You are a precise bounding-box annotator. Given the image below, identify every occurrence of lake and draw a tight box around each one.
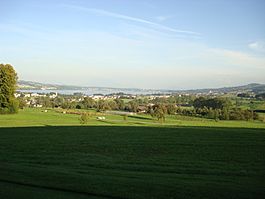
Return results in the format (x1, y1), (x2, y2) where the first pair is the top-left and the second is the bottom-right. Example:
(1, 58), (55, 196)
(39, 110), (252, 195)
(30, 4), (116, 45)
(17, 89), (170, 95)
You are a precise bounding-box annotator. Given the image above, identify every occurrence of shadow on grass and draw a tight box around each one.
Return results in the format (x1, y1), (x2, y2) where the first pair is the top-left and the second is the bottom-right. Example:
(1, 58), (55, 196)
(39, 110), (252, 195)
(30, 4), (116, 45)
(96, 120), (118, 125)
(0, 125), (264, 199)
(0, 124), (264, 132)
(128, 115), (152, 120)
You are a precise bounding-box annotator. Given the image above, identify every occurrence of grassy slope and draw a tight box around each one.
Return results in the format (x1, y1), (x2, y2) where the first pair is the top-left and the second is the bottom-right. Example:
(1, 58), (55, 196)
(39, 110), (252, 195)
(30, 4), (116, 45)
(0, 126), (265, 199)
(0, 108), (265, 128)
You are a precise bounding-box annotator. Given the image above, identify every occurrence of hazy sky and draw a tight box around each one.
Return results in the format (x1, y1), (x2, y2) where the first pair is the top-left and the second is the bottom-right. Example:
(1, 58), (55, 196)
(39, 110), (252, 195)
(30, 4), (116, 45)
(1, 0), (265, 89)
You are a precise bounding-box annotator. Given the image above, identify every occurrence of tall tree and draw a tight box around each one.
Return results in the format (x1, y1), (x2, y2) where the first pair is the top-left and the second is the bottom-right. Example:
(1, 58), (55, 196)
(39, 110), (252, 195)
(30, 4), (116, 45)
(153, 104), (167, 123)
(0, 64), (18, 114)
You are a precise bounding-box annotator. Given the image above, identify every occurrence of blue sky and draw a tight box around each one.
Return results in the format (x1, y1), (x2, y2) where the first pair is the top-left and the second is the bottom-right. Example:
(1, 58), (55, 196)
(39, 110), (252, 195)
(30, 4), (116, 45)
(0, 0), (265, 89)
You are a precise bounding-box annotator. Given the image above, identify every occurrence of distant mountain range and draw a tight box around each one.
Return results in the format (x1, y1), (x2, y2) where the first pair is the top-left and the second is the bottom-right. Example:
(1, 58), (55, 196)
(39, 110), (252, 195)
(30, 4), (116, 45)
(17, 80), (265, 95)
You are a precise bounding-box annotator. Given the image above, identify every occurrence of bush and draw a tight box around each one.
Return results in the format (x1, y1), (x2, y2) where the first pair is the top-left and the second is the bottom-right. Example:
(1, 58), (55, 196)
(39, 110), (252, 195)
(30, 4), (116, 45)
(0, 107), (10, 114)
(18, 97), (27, 109)
(76, 104), (84, 109)
(0, 99), (19, 114)
(9, 99), (19, 113)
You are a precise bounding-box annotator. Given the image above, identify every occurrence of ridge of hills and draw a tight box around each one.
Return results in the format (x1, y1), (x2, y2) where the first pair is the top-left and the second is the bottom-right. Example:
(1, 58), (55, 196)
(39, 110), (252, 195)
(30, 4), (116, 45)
(18, 80), (265, 94)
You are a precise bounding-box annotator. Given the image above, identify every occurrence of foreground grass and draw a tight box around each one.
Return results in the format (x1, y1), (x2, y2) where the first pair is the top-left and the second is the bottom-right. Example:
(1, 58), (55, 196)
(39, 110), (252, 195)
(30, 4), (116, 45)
(0, 126), (265, 198)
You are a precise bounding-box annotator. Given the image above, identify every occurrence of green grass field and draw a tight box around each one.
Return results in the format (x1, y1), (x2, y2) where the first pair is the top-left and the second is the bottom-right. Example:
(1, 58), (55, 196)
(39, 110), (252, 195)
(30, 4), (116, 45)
(0, 108), (265, 128)
(0, 108), (265, 198)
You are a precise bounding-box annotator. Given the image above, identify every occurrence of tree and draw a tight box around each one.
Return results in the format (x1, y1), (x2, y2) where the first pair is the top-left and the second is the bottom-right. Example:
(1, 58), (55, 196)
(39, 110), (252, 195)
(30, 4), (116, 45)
(61, 101), (71, 109)
(123, 115), (127, 121)
(127, 100), (139, 112)
(96, 100), (110, 112)
(114, 98), (125, 110)
(51, 97), (64, 108)
(153, 104), (167, 123)
(18, 97), (27, 109)
(221, 108), (230, 120)
(255, 93), (265, 100)
(0, 64), (18, 114)
(213, 109), (220, 121)
(207, 108), (215, 119)
(167, 104), (176, 115)
(79, 112), (90, 124)
(82, 97), (95, 109)
(194, 97), (231, 110)
(108, 100), (118, 110)
(41, 97), (52, 108)
(149, 107), (155, 118)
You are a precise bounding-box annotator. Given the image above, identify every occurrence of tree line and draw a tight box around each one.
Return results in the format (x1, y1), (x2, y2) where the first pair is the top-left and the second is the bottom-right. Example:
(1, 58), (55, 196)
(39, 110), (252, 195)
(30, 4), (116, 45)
(193, 97), (259, 121)
(19, 95), (260, 121)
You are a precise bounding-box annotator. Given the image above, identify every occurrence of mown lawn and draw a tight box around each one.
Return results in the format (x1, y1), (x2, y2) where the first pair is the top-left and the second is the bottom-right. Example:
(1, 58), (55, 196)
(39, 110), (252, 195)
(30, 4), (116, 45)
(0, 126), (264, 198)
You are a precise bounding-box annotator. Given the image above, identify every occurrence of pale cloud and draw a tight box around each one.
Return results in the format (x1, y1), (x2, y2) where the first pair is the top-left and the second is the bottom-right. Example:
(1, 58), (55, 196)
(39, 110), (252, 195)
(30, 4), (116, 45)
(62, 5), (200, 36)
(117, 23), (201, 41)
(248, 41), (265, 52)
(205, 48), (265, 69)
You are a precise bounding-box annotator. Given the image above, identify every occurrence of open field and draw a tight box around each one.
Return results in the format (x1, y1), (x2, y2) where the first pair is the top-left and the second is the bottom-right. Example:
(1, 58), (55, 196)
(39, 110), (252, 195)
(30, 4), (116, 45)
(0, 108), (265, 198)
(0, 125), (265, 198)
(0, 108), (265, 128)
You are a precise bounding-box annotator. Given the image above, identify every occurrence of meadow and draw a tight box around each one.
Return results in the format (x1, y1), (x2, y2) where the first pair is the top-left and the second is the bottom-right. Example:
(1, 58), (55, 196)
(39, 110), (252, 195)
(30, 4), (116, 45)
(0, 108), (265, 128)
(0, 108), (265, 198)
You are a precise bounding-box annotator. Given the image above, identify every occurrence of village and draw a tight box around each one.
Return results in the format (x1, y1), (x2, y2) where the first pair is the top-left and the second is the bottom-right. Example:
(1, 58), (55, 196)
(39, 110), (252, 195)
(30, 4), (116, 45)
(14, 91), (177, 108)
